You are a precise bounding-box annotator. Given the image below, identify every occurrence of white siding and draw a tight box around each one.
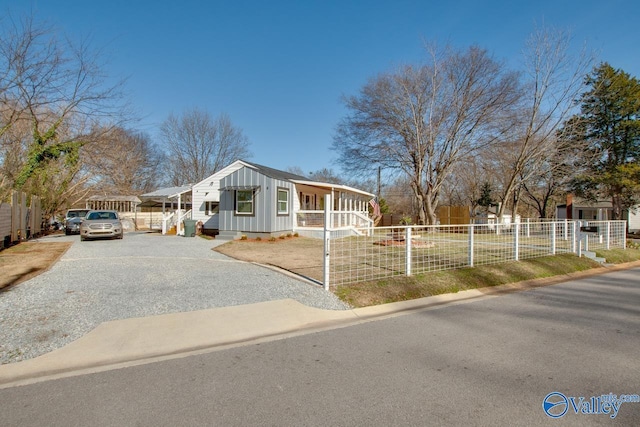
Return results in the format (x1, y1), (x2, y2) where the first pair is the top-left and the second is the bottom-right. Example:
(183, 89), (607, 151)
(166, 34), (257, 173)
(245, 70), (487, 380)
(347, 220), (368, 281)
(191, 161), (247, 230)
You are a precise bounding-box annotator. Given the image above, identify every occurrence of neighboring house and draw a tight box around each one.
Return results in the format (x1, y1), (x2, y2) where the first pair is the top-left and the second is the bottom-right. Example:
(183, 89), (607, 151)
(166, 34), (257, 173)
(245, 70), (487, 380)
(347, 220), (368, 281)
(86, 195), (141, 213)
(556, 196), (640, 232)
(472, 205), (520, 227)
(217, 161), (375, 239)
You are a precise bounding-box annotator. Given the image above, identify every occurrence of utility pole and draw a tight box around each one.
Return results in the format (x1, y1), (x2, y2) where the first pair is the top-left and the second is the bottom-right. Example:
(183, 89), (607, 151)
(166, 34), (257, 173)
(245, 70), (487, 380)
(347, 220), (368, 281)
(377, 166), (381, 201)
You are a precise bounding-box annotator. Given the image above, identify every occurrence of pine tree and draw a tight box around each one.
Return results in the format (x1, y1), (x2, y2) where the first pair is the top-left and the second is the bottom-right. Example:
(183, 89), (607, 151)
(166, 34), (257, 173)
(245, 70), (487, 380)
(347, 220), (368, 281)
(563, 63), (640, 219)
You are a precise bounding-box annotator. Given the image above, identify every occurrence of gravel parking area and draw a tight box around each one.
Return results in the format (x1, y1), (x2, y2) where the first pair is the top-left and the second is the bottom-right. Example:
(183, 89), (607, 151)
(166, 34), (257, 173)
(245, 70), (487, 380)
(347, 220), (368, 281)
(0, 232), (349, 364)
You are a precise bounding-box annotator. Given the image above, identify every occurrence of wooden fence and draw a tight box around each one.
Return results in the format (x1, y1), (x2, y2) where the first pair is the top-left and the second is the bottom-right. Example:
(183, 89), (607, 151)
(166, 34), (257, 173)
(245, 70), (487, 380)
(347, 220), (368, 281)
(0, 190), (42, 248)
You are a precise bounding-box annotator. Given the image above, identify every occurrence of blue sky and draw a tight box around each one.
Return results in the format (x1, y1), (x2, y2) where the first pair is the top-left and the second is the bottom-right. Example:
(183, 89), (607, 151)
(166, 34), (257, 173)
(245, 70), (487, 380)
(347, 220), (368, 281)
(4, 0), (639, 175)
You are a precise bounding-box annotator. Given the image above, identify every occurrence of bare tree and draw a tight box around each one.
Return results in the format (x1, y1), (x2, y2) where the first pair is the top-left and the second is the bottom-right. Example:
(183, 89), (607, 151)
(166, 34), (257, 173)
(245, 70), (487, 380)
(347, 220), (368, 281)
(491, 25), (592, 219)
(0, 12), (127, 204)
(333, 45), (520, 224)
(441, 156), (494, 217)
(160, 108), (251, 185)
(82, 127), (165, 194)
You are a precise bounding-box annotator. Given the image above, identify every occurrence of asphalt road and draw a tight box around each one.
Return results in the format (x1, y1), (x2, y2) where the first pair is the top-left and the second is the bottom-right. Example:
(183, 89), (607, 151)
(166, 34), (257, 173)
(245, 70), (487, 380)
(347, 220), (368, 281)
(1, 268), (639, 426)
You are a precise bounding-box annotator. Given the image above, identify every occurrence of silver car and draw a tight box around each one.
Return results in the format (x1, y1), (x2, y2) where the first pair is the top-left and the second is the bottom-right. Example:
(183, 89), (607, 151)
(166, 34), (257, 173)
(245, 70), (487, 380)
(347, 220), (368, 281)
(64, 209), (89, 235)
(80, 210), (124, 241)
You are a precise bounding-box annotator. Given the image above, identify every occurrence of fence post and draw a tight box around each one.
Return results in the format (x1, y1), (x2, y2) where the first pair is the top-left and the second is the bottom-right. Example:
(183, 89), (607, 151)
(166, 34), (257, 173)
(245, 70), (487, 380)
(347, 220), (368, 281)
(468, 224), (474, 267)
(584, 225), (589, 252)
(405, 226), (412, 276)
(550, 222), (556, 255)
(526, 218), (530, 238)
(514, 222), (520, 261)
(576, 229), (582, 258)
(323, 194), (331, 291)
(563, 219), (568, 241)
(606, 221), (610, 250)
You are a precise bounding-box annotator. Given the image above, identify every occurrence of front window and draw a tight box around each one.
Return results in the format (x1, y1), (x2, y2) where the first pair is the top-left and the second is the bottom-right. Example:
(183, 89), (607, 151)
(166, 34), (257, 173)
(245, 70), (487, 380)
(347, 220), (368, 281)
(205, 201), (219, 216)
(236, 190), (254, 215)
(277, 188), (289, 215)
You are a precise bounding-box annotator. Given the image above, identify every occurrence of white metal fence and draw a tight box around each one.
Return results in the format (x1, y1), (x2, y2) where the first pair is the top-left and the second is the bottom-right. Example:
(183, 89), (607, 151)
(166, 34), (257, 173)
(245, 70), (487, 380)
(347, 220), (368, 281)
(324, 219), (627, 288)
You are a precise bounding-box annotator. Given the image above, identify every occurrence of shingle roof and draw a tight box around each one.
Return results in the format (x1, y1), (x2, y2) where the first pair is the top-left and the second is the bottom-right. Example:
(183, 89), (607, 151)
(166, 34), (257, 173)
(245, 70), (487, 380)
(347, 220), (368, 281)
(241, 160), (309, 181)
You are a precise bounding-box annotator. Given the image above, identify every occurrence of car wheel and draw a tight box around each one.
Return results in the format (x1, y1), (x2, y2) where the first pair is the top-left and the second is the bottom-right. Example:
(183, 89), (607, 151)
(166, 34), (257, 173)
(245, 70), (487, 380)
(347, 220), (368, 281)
(65, 229), (70, 235)
(80, 235), (86, 241)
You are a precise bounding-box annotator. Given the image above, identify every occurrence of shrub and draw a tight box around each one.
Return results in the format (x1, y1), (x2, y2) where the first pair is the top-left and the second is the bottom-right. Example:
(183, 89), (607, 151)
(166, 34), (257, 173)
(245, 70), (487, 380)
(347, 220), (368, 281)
(240, 235), (247, 240)
(399, 215), (413, 225)
(269, 237), (277, 242)
(279, 234), (286, 239)
(255, 236), (262, 241)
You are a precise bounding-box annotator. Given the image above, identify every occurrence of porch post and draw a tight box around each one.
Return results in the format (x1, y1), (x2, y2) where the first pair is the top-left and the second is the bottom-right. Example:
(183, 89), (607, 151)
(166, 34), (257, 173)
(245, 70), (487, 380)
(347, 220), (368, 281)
(323, 194), (331, 291)
(177, 193), (182, 235)
(337, 192), (342, 227)
(162, 200), (167, 235)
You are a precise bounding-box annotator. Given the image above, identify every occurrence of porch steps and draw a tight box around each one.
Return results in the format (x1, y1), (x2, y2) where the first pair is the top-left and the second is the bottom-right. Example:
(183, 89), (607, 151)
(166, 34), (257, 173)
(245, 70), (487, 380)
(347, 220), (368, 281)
(583, 250), (606, 264)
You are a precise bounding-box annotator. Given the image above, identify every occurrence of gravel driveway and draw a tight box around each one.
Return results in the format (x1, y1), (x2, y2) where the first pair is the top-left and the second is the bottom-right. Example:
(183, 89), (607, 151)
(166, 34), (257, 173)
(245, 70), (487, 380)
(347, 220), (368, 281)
(0, 232), (348, 364)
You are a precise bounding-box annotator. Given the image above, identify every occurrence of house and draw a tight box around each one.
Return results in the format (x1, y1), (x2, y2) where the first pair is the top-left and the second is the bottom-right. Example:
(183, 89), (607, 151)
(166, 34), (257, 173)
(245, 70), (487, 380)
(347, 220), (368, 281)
(217, 161), (375, 239)
(472, 205), (520, 228)
(556, 195), (640, 232)
(85, 195), (141, 213)
(142, 160), (375, 238)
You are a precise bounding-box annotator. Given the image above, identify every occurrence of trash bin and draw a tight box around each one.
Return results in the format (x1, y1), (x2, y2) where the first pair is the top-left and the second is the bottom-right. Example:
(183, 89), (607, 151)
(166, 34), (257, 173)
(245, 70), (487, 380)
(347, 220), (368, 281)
(183, 219), (197, 237)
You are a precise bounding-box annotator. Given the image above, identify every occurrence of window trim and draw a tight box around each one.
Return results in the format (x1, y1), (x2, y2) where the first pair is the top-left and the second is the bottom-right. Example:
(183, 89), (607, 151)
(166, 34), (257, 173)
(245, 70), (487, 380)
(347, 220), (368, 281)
(235, 189), (255, 216)
(205, 201), (219, 216)
(277, 187), (289, 216)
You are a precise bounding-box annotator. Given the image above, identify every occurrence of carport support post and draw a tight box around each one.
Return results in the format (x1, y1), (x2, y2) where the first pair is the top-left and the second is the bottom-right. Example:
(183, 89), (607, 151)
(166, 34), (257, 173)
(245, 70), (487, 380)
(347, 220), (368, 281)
(323, 194), (331, 291)
(176, 193), (182, 236)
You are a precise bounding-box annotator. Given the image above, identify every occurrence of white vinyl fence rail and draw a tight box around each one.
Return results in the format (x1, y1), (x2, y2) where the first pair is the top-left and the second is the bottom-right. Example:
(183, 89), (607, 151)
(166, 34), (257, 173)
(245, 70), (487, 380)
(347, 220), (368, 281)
(322, 208), (627, 289)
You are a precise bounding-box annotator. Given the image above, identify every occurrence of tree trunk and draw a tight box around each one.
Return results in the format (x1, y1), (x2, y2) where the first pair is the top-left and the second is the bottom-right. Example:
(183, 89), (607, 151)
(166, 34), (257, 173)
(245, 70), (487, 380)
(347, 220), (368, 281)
(410, 182), (427, 225)
(611, 194), (623, 220)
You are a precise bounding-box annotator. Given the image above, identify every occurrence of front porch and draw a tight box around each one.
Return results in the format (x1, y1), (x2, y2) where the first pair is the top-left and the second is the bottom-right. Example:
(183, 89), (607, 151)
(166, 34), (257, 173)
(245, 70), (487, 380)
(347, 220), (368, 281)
(294, 210), (373, 238)
(293, 182), (374, 238)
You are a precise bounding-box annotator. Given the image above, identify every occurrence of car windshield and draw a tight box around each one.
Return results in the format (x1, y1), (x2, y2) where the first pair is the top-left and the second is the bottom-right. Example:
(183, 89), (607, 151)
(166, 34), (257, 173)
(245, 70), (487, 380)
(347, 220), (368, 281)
(87, 211), (117, 220)
(67, 210), (89, 218)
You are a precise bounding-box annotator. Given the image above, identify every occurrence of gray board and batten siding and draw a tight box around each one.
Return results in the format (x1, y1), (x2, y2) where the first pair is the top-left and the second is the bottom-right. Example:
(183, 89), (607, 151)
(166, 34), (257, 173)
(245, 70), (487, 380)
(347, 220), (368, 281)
(219, 165), (299, 236)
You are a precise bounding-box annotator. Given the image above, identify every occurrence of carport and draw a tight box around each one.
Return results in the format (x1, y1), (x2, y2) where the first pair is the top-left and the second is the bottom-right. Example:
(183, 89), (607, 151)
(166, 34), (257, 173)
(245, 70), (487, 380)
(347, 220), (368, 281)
(140, 185), (192, 235)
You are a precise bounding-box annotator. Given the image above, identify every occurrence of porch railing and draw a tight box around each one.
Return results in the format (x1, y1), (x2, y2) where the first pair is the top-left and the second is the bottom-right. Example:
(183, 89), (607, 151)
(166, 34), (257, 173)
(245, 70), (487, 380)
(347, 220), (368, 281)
(161, 209), (192, 235)
(296, 210), (373, 233)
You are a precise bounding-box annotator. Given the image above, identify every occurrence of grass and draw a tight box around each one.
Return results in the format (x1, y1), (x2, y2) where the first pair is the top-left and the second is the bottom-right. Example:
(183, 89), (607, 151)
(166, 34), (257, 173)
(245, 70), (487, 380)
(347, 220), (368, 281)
(0, 241), (72, 290)
(334, 250), (640, 307)
(596, 247), (640, 264)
